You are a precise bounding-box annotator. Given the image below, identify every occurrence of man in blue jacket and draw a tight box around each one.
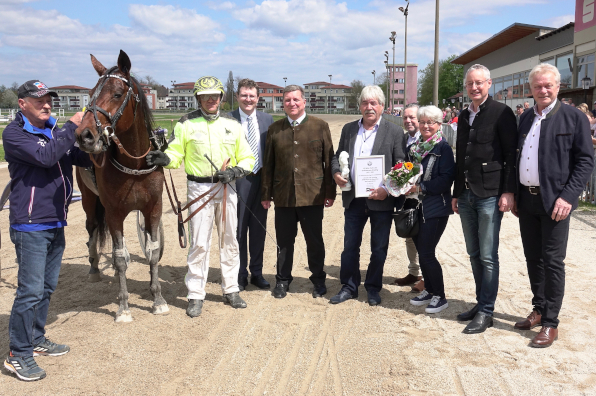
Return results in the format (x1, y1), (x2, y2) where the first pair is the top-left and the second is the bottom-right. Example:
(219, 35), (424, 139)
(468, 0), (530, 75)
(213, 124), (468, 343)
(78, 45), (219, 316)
(2, 80), (90, 381)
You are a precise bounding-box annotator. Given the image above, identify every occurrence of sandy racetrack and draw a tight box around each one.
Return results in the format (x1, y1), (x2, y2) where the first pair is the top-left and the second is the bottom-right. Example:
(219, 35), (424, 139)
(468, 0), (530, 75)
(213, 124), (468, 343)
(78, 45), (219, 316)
(1, 114), (596, 395)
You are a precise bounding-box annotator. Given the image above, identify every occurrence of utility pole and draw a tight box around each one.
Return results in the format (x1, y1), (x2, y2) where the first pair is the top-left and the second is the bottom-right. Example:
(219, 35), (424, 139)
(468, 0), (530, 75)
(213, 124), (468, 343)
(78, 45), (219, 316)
(389, 31), (397, 112)
(433, 0), (440, 106)
(372, 70), (376, 85)
(399, 1), (409, 106)
(384, 55), (389, 110)
(328, 75), (332, 114)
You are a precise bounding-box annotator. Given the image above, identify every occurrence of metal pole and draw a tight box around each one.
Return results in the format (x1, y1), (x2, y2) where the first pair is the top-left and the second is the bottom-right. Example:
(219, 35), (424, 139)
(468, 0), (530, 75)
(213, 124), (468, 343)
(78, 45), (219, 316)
(433, 0), (440, 106)
(404, 6), (408, 106)
(390, 32), (396, 112)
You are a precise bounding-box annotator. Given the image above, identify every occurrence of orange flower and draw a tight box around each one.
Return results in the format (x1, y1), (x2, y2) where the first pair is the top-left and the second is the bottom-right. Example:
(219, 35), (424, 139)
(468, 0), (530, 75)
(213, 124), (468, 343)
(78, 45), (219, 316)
(405, 162), (414, 170)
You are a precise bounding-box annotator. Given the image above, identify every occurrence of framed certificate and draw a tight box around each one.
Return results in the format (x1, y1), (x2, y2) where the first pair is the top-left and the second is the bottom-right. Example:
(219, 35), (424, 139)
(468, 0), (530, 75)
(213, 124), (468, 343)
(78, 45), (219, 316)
(354, 155), (385, 198)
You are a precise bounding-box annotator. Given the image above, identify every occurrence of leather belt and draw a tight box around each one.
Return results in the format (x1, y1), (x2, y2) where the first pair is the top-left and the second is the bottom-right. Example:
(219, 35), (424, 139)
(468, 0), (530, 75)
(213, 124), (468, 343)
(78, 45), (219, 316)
(523, 185), (541, 195)
(187, 174), (216, 183)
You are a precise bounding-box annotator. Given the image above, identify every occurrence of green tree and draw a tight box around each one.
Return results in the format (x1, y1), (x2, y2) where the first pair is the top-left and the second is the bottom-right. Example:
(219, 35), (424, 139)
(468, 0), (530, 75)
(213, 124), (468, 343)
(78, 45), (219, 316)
(224, 71), (235, 108)
(417, 54), (464, 106)
(348, 79), (365, 108)
(376, 72), (390, 105)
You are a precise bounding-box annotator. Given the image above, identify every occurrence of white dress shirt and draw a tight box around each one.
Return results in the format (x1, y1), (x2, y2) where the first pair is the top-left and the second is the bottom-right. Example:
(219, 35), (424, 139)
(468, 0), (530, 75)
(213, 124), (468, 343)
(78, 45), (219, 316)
(406, 131), (420, 147)
(239, 108), (261, 170)
(351, 117), (383, 188)
(468, 97), (488, 126)
(519, 99), (558, 186)
(287, 112), (306, 126)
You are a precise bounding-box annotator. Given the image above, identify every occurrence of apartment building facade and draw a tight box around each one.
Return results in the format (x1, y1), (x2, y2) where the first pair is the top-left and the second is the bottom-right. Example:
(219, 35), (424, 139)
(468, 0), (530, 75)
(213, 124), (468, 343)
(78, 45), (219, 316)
(303, 81), (353, 113)
(256, 82), (284, 112)
(386, 64), (418, 109)
(166, 82), (197, 111)
(50, 85), (90, 110)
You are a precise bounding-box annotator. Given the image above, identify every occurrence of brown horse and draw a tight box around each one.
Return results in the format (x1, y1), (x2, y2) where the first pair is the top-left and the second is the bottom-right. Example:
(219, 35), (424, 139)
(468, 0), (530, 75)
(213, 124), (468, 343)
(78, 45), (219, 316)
(75, 50), (168, 322)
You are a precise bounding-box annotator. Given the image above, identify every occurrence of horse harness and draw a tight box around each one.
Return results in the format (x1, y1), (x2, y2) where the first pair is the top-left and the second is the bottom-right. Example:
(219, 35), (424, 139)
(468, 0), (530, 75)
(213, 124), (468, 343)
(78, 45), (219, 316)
(164, 159), (231, 248)
(84, 67), (156, 172)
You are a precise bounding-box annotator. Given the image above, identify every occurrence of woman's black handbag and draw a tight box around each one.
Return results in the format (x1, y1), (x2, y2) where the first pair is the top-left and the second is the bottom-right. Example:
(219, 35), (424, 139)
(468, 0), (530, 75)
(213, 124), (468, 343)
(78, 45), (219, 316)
(393, 205), (419, 238)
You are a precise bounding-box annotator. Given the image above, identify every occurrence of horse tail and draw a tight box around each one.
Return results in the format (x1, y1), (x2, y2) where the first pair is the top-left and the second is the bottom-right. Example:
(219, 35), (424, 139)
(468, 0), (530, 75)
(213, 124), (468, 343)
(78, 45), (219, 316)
(95, 196), (109, 249)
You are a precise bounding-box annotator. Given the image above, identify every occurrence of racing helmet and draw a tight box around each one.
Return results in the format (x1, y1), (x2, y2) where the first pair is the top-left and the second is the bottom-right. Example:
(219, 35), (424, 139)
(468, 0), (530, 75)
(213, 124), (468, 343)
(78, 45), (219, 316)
(193, 76), (225, 97)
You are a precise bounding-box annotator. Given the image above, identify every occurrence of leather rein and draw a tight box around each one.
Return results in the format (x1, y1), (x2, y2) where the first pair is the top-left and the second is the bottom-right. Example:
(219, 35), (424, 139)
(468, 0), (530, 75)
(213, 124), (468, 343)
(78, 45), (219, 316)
(84, 67), (152, 169)
(163, 158), (231, 248)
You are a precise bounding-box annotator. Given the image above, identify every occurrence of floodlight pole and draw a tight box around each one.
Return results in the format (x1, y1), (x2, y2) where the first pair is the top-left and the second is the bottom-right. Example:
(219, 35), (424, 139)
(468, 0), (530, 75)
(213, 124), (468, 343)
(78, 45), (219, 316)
(433, 0), (440, 106)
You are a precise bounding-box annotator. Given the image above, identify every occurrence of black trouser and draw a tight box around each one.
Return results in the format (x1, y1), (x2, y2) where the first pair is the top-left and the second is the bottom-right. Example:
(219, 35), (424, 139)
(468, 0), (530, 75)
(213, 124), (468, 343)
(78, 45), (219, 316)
(412, 215), (449, 299)
(236, 172), (268, 279)
(518, 188), (570, 328)
(274, 205), (326, 285)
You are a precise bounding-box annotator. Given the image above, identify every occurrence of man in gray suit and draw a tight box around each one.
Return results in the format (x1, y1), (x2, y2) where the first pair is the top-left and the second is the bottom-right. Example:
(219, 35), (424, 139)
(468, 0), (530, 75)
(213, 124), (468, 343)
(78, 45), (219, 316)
(330, 85), (405, 305)
(230, 79), (274, 291)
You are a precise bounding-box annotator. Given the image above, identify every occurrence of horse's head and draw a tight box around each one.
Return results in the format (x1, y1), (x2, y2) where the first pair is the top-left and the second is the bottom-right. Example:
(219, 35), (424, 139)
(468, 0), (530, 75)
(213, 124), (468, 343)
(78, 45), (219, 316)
(76, 50), (139, 154)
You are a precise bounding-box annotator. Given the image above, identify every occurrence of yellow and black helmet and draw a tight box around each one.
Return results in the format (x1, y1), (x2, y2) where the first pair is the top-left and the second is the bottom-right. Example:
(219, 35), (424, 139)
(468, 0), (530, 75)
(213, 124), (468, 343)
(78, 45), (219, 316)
(193, 76), (224, 97)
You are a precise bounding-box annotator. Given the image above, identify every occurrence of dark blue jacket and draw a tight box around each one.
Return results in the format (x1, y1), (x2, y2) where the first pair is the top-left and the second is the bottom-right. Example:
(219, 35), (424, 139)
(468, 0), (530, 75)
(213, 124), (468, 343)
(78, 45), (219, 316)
(3, 112), (91, 225)
(516, 100), (594, 213)
(408, 140), (455, 220)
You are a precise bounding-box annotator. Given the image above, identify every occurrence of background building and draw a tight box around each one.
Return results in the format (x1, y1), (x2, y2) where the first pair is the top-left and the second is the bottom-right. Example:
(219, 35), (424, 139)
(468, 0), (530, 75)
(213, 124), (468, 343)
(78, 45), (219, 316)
(50, 85), (90, 110)
(453, 1), (595, 109)
(386, 64), (418, 109)
(304, 82), (353, 113)
(256, 82), (284, 112)
(167, 82), (197, 111)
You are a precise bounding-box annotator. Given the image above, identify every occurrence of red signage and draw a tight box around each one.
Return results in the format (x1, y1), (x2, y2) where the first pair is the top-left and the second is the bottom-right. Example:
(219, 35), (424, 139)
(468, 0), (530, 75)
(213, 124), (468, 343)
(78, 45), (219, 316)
(576, 0), (596, 32)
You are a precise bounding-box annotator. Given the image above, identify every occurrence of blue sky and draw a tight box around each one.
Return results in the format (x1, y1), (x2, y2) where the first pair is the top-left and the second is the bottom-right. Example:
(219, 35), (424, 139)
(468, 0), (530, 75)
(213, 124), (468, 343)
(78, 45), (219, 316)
(0, 0), (576, 90)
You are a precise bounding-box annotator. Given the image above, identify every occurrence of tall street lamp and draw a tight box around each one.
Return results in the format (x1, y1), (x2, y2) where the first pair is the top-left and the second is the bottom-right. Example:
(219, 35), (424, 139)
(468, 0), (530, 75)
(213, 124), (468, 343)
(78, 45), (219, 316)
(399, 1), (409, 106)
(171, 80), (176, 111)
(283, 77), (287, 87)
(328, 74), (332, 114)
(582, 76), (592, 105)
(503, 88), (509, 108)
(389, 31), (397, 111)
(433, 0), (440, 106)
(384, 51), (389, 110)
(372, 70), (376, 85)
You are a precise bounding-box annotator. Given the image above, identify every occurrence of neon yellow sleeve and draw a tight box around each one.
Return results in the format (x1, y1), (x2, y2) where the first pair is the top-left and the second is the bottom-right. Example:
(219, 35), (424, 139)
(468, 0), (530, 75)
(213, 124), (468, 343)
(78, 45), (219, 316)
(164, 121), (186, 169)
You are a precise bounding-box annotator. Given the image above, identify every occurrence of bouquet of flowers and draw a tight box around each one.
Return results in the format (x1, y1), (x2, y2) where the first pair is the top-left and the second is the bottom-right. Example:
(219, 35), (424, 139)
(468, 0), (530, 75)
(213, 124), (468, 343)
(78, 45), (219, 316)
(384, 161), (423, 197)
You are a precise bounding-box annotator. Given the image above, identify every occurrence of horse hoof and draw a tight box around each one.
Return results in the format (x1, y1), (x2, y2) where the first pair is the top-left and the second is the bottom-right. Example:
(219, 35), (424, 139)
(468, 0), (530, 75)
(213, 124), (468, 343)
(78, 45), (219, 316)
(152, 304), (170, 315)
(115, 311), (133, 323)
(87, 273), (101, 283)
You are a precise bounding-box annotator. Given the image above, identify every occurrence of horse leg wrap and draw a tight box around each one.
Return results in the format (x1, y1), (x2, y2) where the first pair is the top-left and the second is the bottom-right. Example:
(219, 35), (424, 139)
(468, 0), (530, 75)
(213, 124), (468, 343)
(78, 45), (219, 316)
(113, 239), (130, 269)
(145, 239), (160, 262)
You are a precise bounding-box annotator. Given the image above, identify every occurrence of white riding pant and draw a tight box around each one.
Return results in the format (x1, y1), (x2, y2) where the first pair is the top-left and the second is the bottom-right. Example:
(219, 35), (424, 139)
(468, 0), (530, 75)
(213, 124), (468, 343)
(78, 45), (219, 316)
(185, 180), (240, 300)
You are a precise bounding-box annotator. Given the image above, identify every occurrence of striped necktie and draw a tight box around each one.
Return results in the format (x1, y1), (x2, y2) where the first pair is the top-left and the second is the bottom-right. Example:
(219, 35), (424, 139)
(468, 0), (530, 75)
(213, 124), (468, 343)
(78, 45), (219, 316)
(247, 116), (260, 173)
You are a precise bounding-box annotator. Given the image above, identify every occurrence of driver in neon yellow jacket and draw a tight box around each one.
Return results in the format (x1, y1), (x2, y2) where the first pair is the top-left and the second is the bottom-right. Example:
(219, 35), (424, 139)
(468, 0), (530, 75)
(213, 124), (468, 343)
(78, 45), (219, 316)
(147, 76), (254, 318)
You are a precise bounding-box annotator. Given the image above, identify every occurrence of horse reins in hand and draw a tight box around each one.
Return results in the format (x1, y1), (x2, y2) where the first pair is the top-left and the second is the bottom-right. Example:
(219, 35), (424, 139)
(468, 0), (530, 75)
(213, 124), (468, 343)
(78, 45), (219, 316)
(163, 158), (231, 248)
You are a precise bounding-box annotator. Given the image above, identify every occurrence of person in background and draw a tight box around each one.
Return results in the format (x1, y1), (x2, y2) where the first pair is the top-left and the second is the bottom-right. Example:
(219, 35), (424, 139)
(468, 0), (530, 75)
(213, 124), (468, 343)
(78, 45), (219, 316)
(3, 80), (90, 381)
(408, 105), (456, 313)
(515, 104), (524, 126)
(393, 103), (422, 291)
(524, 101), (531, 109)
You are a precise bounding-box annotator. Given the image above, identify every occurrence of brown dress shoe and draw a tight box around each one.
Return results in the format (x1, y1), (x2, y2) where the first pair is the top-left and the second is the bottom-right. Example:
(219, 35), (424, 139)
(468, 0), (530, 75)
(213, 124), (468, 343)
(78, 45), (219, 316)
(514, 310), (542, 330)
(411, 279), (425, 293)
(393, 274), (421, 286)
(531, 327), (558, 348)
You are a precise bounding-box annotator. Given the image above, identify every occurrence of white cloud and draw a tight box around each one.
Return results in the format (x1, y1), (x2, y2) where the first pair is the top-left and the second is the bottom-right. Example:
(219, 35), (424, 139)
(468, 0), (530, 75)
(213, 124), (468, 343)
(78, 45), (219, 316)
(205, 1), (235, 11)
(540, 14), (575, 28)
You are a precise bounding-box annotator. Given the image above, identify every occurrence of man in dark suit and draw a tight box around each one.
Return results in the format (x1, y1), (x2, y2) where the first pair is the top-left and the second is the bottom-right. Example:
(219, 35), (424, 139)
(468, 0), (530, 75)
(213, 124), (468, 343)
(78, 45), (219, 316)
(261, 85), (336, 299)
(393, 103), (422, 291)
(230, 79), (274, 291)
(513, 63), (594, 347)
(452, 64), (518, 334)
(329, 85), (405, 305)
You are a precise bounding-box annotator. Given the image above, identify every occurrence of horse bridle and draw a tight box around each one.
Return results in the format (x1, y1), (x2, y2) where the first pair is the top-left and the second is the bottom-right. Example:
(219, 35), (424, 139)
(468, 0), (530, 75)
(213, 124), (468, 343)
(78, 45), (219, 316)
(84, 67), (150, 161)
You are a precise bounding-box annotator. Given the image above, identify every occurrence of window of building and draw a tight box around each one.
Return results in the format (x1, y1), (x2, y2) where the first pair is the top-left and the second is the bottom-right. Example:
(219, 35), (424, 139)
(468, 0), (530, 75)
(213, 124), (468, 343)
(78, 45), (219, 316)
(335, 90), (338, 93)
(576, 53), (595, 88)
(492, 77), (503, 100)
(304, 85), (309, 89)
(543, 58), (555, 66)
(324, 89), (327, 93)
(342, 89), (345, 93)
(503, 74), (512, 99)
(399, 90), (404, 94)
(395, 78), (404, 83)
(556, 53), (573, 89)
(268, 89), (273, 93)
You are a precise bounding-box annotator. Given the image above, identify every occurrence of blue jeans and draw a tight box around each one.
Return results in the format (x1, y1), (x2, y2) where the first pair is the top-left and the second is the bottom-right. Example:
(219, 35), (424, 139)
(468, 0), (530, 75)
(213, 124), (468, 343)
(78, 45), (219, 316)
(339, 198), (393, 295)
(457, 190), (503, 315)
(9, 227), (65, 357)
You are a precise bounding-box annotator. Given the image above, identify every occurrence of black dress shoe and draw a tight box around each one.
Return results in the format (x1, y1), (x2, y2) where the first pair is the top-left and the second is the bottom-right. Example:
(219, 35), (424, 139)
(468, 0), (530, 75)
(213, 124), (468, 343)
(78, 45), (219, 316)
(367, 290), (381, 306)
(462, 312), (493, 334)
(272, 283), (289, 299)
(250, 275), (271, 289)
(330, 289), (357, 304)
(312, 283), (327, 298)
(238, 277), (248, 292)
(457, 304), (479, 321)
